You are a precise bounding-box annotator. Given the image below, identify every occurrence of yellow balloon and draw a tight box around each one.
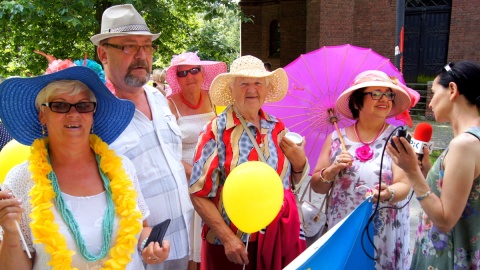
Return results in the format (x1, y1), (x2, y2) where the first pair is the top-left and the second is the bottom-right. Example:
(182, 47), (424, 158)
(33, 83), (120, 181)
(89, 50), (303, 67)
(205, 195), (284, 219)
(215, 105), (226, 115)
(223, 161), (284, 233)
(0, 140), (30, 183)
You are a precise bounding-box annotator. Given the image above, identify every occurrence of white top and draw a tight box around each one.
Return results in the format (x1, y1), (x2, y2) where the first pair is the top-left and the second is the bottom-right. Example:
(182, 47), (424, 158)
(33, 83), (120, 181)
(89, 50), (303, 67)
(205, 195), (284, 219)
(110, 85), (193, 261)
(169, 98), (216, 165)
(1, 156), (149, 270)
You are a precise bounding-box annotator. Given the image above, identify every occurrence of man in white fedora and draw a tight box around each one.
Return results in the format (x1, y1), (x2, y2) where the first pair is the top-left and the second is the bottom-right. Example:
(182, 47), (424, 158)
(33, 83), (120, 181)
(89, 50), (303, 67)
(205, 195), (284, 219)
(91, 4), (193, 270)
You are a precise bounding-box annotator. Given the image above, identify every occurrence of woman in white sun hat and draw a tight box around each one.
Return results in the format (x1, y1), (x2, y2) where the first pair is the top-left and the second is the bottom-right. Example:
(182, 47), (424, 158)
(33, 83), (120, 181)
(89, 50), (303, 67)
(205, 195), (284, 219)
(189, 55), (308, 270)
(311, 70), (415, 269)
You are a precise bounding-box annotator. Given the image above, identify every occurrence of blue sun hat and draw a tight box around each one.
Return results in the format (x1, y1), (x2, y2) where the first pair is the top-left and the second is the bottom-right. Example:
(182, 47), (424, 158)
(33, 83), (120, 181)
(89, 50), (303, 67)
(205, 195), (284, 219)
(0, 66), (135, 145)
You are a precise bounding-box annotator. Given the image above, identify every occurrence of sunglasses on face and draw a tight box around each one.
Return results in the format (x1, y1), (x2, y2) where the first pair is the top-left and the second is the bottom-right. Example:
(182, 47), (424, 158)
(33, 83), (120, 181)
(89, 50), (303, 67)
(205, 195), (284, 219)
(176, 67), (201, 78)
(363, 90), (396, 101)
(42, 102), (97, 113)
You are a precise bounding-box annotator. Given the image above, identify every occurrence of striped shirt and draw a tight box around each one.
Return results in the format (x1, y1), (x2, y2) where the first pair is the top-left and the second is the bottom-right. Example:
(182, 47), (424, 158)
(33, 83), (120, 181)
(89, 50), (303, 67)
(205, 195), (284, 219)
(189, 105), (292, 244)
(110, 85), (193, 261)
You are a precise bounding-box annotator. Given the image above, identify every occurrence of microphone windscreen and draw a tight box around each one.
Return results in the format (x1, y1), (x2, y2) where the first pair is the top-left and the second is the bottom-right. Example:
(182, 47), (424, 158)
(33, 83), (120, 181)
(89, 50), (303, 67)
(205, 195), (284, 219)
(413, 122), (433, 142)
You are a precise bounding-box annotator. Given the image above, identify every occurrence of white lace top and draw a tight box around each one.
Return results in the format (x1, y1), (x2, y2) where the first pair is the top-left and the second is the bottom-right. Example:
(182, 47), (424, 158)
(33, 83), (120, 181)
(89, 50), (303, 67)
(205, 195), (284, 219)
(1, 155), (149, 270)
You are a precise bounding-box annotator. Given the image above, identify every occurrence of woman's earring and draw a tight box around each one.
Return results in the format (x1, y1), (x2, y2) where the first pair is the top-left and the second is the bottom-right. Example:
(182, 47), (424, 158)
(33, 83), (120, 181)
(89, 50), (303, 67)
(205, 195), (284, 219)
(90, 124), (94, 134)
(42, 125), (47, 136)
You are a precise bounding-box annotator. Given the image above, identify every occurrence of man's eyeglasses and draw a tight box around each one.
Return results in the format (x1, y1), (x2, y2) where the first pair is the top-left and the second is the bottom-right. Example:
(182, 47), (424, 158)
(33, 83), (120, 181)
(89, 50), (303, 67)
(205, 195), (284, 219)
(363, 90), (396, 101)
(177, 67), (201, 78)
(42, 102), (97, 113)
(102, 43), (158, 55)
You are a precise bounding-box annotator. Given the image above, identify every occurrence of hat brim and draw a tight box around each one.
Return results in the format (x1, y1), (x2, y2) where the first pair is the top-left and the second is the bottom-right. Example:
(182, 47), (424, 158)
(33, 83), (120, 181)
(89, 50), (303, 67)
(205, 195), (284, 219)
(90, 31), (160, 46)
(0, 66), (135, 145)
(209, 68), (289, 106)
(335, 81), (411, 120)
(166, 61), (227, 95)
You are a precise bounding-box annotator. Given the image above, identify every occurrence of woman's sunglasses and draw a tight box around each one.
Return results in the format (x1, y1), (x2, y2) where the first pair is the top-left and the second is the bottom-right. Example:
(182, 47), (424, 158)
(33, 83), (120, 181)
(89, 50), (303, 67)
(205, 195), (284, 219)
(42, 102), (97, 113)
(176, 67), (201, 78)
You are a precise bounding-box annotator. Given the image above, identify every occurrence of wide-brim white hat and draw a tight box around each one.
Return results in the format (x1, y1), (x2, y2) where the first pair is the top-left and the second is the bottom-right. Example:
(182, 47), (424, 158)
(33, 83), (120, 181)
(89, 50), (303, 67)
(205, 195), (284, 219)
(335, 70), (411, 119)
(166, 52), (227, 95)
(210, 55), (288, 106)
(90, 4), (160, 46)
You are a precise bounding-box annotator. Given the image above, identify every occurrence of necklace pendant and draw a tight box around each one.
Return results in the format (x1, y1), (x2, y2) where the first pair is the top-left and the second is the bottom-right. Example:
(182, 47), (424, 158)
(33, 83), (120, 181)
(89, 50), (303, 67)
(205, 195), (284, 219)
(356, 144), (373, 162)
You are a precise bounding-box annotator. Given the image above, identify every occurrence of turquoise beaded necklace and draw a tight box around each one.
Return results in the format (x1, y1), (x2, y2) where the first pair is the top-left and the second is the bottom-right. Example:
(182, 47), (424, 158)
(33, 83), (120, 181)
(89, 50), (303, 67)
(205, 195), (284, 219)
(48, 154), (114, 262)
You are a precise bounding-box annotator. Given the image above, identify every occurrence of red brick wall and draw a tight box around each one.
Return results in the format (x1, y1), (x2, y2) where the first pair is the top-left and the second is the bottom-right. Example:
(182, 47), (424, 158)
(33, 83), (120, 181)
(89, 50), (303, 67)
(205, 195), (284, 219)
(240, 5), (264, 58)
(240, 0), (306, 70)
(240, 0), (480, 71)
(280, 1), (307, 67)
(306, 0), (320, 52)
(352, 0), (397, 60)
(448, 0), (480, 62)
(318, 1), (355, 47)
(314, 0), (397, 61)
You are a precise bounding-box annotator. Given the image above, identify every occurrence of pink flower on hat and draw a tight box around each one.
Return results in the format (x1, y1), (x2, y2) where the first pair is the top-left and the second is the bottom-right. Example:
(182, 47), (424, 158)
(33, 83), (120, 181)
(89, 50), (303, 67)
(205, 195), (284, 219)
(45, 59), (75, 74)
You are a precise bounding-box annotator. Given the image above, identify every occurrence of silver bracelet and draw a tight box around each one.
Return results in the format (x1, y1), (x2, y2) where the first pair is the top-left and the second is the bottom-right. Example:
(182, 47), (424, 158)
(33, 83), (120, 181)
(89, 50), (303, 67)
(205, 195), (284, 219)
(416, 190), (432, 201)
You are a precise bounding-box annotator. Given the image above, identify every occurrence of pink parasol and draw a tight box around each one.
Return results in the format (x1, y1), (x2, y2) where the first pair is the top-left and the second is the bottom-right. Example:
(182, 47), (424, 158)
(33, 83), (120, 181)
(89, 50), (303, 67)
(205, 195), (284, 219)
(263, 44), (418, 174)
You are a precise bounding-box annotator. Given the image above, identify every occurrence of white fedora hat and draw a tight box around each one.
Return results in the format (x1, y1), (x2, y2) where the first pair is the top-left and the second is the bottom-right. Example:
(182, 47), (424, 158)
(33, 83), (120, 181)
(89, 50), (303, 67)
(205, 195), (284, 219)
(90, 4), (160, 46)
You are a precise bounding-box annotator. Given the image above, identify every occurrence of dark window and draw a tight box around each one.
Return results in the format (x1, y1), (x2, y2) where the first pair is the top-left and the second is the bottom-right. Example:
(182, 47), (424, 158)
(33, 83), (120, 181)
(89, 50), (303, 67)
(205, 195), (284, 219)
(406, 0), (451, 8)
(269, 20), (280, 57)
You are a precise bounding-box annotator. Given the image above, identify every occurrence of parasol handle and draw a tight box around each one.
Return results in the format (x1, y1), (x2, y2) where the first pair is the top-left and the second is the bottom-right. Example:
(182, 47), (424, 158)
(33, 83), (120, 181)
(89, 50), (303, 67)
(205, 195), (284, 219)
(328, 108), (347, 151)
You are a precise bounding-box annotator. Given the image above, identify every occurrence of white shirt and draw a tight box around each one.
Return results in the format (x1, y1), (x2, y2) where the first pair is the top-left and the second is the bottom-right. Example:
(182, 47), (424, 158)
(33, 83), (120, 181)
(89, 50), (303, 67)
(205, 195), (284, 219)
(110, 85), (193, 261)
(2, 156), (149, 270)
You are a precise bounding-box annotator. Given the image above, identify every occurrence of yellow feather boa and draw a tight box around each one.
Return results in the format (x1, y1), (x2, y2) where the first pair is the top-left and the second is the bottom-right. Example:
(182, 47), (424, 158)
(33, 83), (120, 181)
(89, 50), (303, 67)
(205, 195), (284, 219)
(28, 134), (143, 269)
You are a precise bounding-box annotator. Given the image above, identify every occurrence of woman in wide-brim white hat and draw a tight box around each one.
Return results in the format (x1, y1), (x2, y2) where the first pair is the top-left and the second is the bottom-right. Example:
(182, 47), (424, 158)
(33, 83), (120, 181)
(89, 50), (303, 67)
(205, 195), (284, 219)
(310, 70), (415, 269)
(189, 55), (308, 270)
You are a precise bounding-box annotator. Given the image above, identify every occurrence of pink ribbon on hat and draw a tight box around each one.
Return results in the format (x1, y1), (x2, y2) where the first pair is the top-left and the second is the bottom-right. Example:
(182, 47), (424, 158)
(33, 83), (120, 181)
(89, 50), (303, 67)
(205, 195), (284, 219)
(170, 51), (201, 66)
(391, 78), (420, 127)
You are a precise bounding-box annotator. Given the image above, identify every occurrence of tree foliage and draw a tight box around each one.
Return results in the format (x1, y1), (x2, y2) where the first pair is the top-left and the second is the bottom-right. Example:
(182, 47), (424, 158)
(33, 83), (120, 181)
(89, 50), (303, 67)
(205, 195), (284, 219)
(0, 0), (240, 76)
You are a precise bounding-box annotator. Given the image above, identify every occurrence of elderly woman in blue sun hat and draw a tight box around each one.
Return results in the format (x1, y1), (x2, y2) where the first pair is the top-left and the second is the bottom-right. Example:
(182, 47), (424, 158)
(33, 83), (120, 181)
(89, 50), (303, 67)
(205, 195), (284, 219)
(0, 66), (169, 269)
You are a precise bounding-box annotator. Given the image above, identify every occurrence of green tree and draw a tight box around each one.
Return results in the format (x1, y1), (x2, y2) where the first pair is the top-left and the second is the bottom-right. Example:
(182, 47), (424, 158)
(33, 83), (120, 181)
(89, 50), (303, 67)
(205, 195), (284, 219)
(186, 6), (240, 67)
(0, 0), (240, 76)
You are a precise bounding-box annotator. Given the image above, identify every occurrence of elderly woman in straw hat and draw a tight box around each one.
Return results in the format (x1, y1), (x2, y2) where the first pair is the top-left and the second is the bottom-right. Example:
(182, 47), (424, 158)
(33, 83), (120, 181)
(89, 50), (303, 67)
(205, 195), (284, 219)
(310, 70), (414, 269)
(189, 55), (308, 270)
(166, 51), (226, 270)
(0, 66), (169, 269)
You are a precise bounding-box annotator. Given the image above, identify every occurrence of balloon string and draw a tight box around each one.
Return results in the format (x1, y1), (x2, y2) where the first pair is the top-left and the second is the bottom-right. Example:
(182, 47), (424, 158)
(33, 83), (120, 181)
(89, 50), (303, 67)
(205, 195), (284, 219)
(243, 233), (250, 270)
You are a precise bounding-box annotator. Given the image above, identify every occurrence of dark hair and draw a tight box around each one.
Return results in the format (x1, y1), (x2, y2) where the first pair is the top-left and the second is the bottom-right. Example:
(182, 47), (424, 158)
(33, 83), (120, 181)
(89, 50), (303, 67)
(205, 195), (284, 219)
(437, 61), (480, 107)
(347, 86), (397, 119)
(264, 62), (272, 71)
(348, 87), (367, 119)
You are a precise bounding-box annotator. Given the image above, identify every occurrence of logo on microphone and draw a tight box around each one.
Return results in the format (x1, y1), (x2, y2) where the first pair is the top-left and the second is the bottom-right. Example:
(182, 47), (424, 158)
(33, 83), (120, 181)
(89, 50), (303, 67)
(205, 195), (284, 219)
(410, 139), (434, 154)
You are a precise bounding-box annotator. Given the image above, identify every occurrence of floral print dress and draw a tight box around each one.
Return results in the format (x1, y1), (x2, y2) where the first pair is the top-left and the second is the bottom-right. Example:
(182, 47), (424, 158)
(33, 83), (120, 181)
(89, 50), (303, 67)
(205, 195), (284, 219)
(411, 127), (480, 270)
(328, 125), (411, 270)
